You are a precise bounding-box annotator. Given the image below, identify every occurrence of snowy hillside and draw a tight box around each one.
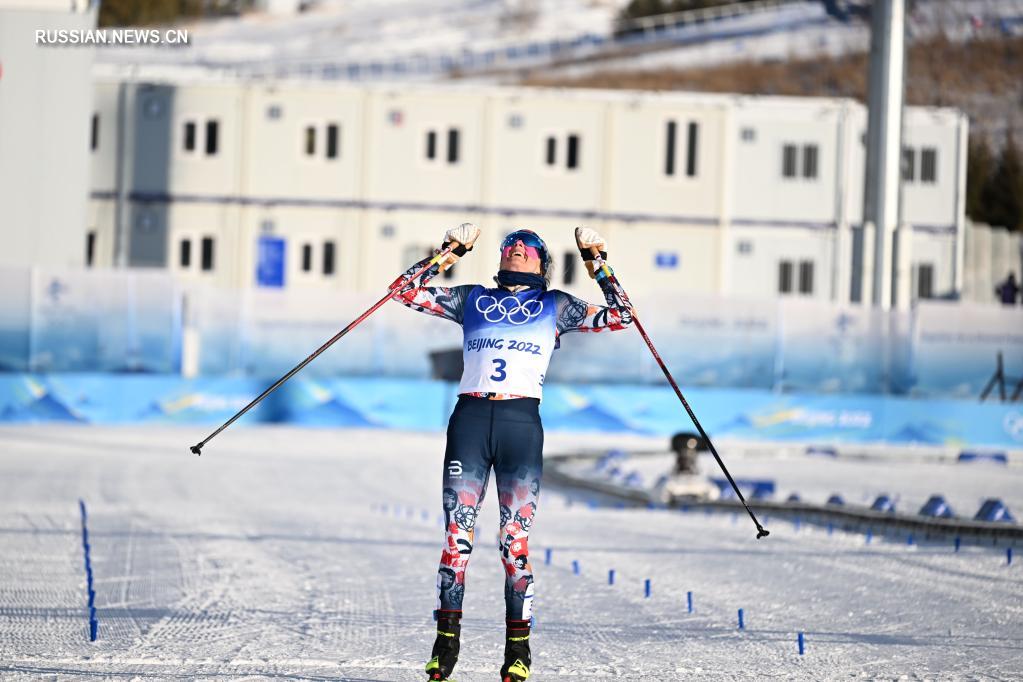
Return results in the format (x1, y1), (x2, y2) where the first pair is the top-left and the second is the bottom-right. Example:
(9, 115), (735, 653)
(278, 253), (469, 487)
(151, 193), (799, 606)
(94, 0), (1023, 81)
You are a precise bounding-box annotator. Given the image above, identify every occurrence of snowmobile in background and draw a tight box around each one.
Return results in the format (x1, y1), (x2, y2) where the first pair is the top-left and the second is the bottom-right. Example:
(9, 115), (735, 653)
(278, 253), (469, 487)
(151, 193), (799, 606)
(654, 431), (720, 503)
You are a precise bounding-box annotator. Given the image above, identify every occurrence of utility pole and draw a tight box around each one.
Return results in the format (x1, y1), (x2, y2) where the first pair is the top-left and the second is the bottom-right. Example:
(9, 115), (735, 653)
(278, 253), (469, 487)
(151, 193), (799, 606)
(860, 0), (909, 309)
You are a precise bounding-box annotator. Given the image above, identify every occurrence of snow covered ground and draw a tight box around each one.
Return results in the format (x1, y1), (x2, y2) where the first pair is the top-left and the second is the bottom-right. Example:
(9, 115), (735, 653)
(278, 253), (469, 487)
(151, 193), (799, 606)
(1, 424), (1020, 680)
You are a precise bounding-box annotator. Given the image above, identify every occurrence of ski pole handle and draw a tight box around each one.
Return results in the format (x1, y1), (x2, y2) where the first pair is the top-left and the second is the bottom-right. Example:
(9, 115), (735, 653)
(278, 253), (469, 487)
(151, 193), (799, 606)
(588, 246), (635, 313)
(436, 240), (462, 274)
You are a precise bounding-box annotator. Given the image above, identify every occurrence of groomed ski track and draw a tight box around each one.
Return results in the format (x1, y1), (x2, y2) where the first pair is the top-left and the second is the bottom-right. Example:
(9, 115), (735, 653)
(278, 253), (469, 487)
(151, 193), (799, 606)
(1, 425), (1020, 680)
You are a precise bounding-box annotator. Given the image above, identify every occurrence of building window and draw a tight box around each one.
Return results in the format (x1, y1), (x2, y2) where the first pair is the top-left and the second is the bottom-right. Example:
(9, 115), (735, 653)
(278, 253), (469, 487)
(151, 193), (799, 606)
(664, 120), (677, 176)
(921, 147), (937, 183)
(86, 231), (96, 266)
(778, 260), (793, 294)
(737, 240), (753, 255)
(201, 237), (215, 271)
(686, 122), (699, 177)
(782, 144), (797, 178)
(90, 113), (99, 151)
(323, 241), (336, 275)
(183, 121), (196, 152)
(447, 128), (460, 164)
(741, 127), (756, 142)
(425, 130), (437, 160)
(566, 134), (580, 170)
(917, 263), (934, 299)
(798, 260), (814, 294)
(326, 123), (339, 159)
(545, 136), (557, 166)
(304, 126), (316, 156)
(301, 243), (313, 272)
(902, 147), (916, 182)
(179, 238), (191, 268)
(562, 251), (576, 285)
(802, 144), (818, 179)
(205, 120), (219, 156)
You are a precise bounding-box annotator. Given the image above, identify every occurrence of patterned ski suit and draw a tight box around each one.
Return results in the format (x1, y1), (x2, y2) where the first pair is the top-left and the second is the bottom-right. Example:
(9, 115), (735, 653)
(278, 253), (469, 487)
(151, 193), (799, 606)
(392, 256), (632, 619)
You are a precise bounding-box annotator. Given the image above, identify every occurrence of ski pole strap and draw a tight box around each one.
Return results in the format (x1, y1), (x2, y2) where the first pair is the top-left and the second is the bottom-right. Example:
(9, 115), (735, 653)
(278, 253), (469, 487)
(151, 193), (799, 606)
(443, 240), (472, 257)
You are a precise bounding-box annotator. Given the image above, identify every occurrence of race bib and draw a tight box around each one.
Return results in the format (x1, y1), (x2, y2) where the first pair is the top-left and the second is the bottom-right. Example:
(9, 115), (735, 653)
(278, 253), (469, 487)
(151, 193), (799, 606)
(458, 287), (558, 400)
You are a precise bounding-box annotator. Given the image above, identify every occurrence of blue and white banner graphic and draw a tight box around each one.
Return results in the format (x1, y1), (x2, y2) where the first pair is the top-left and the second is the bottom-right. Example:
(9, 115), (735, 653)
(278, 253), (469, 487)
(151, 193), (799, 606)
(1, 374), (1020, 449)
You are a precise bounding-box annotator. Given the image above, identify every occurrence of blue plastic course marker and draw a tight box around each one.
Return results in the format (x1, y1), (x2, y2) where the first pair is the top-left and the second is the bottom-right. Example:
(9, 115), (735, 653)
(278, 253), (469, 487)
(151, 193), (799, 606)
(572, 560), (580, 575)
(608, 569), (615, 585)
(545, 548), (552, 565)
(79, 499), (97, 642)
(1009, 548), (1014, 566)
(798, 632), (805, 655)
(644, 579), (651, 598)
(954, 537), (961, 552)
(738, 608), (745, 630)
(687, 591), (693, 613)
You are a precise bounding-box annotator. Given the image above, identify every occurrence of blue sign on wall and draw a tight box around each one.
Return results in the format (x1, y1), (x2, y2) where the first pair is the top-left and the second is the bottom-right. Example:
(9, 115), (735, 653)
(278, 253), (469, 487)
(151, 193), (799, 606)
(256, 237), (286, 288)
(654, 252), (678, 268)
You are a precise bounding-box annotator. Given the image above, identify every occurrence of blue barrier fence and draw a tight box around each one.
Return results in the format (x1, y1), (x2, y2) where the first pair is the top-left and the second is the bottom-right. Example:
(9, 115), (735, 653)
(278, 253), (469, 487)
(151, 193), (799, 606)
(5, 268), (1023, 399)
(2, 373), (1021, 448)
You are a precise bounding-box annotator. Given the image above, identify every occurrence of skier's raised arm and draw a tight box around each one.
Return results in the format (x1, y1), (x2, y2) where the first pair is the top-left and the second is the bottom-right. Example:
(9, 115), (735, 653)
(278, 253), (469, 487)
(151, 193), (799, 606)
(554, 227), (634, 335)
(390, 223), (480, 324)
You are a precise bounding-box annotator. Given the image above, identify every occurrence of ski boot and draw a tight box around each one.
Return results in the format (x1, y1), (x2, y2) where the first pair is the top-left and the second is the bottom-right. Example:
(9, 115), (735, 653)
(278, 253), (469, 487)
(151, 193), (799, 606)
(500, 618), (531, 682)
(426, 610), (462, 681)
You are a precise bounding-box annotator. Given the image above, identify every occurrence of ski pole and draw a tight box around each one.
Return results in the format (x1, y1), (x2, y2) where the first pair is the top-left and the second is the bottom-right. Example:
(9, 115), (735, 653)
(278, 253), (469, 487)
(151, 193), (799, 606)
(189, 243), (459, 456)
(589, 247), (769, 539)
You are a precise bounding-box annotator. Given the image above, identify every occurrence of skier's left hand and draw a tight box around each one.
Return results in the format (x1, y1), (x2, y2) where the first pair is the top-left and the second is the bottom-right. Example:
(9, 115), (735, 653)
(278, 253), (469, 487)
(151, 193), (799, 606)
(575, 226), (608, 279)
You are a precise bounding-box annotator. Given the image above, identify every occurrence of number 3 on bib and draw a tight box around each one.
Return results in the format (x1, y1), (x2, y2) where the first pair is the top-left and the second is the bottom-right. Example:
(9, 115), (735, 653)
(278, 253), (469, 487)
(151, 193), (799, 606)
(490, 358), (507, 382)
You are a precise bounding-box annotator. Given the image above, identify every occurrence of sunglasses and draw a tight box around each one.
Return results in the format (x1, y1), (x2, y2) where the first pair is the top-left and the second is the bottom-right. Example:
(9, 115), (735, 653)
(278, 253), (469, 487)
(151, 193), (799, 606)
(500, 231), (547, 261)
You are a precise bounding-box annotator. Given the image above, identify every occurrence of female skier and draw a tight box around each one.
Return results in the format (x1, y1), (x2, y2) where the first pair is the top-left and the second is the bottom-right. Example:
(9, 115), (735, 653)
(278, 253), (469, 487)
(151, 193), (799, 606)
(391, 224), (633, 682)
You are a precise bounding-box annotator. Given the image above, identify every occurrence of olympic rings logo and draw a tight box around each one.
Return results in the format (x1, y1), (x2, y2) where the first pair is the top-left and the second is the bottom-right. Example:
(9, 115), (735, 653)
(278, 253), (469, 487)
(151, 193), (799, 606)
(475, 295), (544, 325)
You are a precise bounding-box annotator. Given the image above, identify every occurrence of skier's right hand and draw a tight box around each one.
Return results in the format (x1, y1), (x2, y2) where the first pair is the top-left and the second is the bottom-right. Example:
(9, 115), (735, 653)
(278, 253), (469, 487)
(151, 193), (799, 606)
(440, 222), (480, 272)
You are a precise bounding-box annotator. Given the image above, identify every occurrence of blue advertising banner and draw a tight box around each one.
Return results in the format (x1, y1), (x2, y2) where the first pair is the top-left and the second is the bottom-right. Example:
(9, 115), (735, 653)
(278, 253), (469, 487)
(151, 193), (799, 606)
(1, 374), (1020, 450)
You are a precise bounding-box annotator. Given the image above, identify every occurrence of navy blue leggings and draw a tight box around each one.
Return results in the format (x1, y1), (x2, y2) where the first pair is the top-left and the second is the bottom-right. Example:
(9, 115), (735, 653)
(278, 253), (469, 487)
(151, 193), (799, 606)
(436, 395), (543, 620)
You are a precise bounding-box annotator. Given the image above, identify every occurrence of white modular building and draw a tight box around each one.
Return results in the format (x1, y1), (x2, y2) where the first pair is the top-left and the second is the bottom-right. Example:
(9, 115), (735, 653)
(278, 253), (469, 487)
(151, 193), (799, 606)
(0, 0), (97, 269)
(86, 77), (979, 305)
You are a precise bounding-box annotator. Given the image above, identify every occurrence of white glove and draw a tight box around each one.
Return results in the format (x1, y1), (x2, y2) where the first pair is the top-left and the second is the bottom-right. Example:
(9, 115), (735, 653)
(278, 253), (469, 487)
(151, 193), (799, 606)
(440, 222), (480, 272)
(575, 226), (607, 279)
